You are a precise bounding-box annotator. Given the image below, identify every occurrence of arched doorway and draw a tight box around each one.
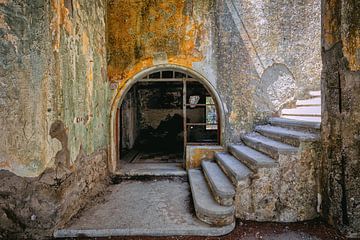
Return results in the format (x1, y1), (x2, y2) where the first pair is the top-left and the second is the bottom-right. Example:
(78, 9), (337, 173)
(109, 65), (225, 172)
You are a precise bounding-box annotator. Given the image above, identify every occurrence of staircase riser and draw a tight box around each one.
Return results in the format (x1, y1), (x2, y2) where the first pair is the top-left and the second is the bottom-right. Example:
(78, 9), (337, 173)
(255, 131), (301, 147)
(228, 147), (276, 171)
(228, 146), (256, 171)
(242, 139), (280, 160)
(189, 169), (235, 227)
(269, 122), (320, 133)
(216, 158), (240, 186)
(195, 210), (235, 227)
(235, 168), (280, 221)
(282, 113), (321, 117)
(203, 170), (234, 206)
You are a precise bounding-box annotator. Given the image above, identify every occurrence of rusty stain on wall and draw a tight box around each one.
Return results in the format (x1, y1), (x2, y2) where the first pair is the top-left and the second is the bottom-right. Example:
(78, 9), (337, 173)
(186, 145), (224, 169)
(323, 0), (342, 50)
(51, 0), (74, 51)
(341, 2), (360, 71)
(323, 0), (360, 71)
(106, 0), (209, 83)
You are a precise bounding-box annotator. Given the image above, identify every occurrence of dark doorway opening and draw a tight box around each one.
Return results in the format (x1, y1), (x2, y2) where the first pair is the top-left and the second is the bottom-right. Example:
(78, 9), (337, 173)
(118, 70), (220, 166)
(120, 81), (184, 163)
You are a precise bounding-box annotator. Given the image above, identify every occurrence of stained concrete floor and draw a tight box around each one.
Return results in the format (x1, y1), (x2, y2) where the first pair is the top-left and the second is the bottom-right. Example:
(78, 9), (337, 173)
(58, 220), (346, 240)
(55, 177), (345, 240)
(54, 177), (234, 238)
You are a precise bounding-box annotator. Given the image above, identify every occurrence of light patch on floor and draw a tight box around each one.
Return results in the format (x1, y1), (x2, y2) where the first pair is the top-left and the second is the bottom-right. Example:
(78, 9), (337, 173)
(54, 178), (234, 238)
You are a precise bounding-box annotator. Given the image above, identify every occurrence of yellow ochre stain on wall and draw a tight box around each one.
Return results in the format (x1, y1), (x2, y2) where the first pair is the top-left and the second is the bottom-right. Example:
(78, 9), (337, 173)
(50, 0), (74, 52)
(107, 0), (209, 83)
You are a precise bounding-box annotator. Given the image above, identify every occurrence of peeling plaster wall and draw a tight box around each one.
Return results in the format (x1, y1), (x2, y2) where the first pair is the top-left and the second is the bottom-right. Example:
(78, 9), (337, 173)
(0, 0), (110, 176)
(232, 0), (322, 92)
(321, 0), (360, 237)
(107, 0), (322, 143)
(52, 0), (110, 167)
(107, 0), (215, 83)
(216, 0), (322, 142)
(0, 1), (110, 238)
(0, 0), (57, 177)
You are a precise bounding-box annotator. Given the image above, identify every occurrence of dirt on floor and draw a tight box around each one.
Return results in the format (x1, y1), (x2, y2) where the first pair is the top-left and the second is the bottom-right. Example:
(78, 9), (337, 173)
(64, 219), (346, 240)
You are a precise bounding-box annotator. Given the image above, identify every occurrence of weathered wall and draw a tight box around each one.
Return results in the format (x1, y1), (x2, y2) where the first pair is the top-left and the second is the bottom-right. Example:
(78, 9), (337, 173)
(0, 0), (110, 238)
(233, 0), (322, 94)
(108, 0), (322, 143)
(321, 0), (360, 237)
(107, 0), (216, 83)
(53, 0), (110, 167)
(0, 0), (110, 176)
(216, 0), (322, 141)
(0, 0), (57, 177)
(0, 150), (108, 239)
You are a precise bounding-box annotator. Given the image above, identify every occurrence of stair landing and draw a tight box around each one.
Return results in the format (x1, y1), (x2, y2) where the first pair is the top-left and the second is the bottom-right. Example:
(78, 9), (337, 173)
(54, 178), (234, 238)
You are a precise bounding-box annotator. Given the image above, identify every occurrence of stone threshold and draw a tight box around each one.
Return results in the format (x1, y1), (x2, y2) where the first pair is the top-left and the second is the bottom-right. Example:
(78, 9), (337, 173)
(54, 224), (235, 238)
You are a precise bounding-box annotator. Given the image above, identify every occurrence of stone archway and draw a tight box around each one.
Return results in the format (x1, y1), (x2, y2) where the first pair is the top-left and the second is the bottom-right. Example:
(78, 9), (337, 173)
(109, 64), (225, 173)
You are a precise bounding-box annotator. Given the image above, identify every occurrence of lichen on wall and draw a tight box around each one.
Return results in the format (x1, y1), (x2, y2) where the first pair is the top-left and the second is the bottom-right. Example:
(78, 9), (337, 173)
(0, 0), (58, 176)
(106, 0), (214, 83)
(215, 0), (322, 142)
(0, 0), (110, 177)
(0, 1), (111, 238)
(51, 0), (110, 166)
(321, 0), (360, 236)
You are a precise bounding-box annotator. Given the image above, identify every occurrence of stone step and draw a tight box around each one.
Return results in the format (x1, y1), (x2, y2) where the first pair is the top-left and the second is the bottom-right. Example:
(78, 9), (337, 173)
(215, 152), (252, 186)
(188, 169), (235, 226)
(309, 91), (321, 97)
(269, 117), (320, 132)
(228, 144), (277, 172)
(242, 133), (298, 159)
(296, 97), (321, 106)
(281, 115), (321, 123)
(255, 125), (320, 147)
(115, 163), (186, 177)
(281, 106), (321, 117)
(201, 161), (235, 206)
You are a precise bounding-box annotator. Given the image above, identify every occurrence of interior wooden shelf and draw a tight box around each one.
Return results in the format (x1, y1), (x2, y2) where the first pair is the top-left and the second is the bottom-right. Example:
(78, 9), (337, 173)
(185, 104), (215, 107)
(186, 123), (218, 126)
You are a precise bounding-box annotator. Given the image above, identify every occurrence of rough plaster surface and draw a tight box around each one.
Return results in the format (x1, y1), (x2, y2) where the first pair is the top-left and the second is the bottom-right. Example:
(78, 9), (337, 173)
(321, 0), (360, 236)
(216, 0), (322, 142)
(186, 145), (224, 169)
(234, 141), (320, 222)
(0, 150), (109, 239)
(0, 1), (111, 238)
(0, 0), (57, 176)
(231, 0), (322, 89)
(0, 0), (110, 176)
(106, 0), (215, 82)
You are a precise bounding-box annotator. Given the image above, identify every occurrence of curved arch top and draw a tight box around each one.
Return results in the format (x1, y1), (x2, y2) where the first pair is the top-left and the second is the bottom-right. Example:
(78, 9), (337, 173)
(109, 64), (225, 173)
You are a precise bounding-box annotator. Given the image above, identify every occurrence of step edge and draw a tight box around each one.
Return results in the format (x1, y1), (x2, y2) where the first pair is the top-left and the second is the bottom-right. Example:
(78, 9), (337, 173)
(254, 125), (320, 142)
(242, 135), (299, 154)
(228, 144), (278, 169)
(269, 117), (321, 129)
(202, 162), (236, 197)
(188, 170), (235, 216)
(215, 152), (252, 181)
(54, 222), (236, 237)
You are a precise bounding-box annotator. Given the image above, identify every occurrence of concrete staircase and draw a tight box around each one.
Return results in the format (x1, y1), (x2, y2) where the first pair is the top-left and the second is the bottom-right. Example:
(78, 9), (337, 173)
(281, 90), (321, 122)
(189, 91), (321, 227)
